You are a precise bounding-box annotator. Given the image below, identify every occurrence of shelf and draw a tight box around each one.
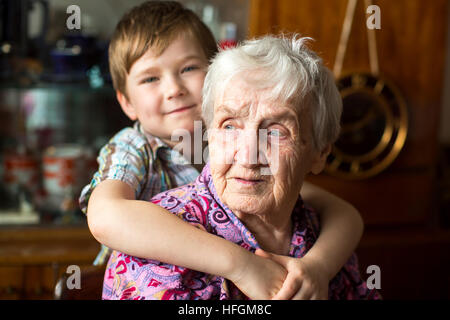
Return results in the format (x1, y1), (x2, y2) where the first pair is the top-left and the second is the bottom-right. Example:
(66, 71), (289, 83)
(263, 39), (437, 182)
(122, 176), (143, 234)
(0, 224), (100, 266)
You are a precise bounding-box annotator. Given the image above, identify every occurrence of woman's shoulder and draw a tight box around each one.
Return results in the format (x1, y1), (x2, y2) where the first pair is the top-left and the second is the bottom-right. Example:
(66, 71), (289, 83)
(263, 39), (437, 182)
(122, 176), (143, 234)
(150, 180), (213, 224)
(151, 183), (197, 203)
(293, 196), (321, 233)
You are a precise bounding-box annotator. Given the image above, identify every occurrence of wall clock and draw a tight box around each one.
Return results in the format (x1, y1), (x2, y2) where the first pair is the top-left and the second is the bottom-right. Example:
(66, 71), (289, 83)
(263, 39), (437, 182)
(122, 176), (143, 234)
(326, 0), (408, 179)
(325, 72), (408, 179)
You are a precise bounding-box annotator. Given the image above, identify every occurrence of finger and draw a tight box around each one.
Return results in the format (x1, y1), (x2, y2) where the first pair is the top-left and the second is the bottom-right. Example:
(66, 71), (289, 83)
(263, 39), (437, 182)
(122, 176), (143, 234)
(291, 283), (313, 300)
(311, 292), (327, 300)
(317, 290), (329, 300)
(309, 285), (328, 300)
(292, 280), (321, 300)
(255, 249), (290, 268)
(311, 293), (325, 300)
(254, 248), (272, 259)
(271, 274), (300, 300)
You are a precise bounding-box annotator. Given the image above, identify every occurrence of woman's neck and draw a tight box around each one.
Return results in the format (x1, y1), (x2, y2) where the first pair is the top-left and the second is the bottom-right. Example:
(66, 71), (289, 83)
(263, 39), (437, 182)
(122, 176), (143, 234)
(236, 210), (293, 255)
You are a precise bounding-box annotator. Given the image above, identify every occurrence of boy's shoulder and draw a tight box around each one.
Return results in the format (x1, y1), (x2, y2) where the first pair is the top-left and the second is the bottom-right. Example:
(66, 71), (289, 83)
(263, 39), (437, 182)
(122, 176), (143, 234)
(108, 122), (168, 153)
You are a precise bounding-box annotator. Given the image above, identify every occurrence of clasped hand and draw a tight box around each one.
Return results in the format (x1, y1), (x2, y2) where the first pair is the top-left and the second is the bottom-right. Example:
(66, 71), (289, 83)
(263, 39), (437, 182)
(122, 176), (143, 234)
(231, 248), (329, 300)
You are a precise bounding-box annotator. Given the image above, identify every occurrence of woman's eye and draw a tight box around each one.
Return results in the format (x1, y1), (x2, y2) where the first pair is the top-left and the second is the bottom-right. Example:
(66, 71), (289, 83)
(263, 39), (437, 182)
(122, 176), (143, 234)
(224, 124), (235, 130)
(268, 129), (281, 137)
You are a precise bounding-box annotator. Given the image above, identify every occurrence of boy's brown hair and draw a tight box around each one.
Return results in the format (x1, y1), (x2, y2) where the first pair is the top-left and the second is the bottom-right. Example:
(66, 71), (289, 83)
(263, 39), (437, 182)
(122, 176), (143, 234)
(109, 1), (218, 97)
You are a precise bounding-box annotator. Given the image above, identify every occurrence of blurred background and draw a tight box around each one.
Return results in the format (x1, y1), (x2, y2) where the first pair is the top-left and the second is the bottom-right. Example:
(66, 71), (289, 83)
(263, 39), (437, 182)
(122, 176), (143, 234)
(0, 0), (449, 300)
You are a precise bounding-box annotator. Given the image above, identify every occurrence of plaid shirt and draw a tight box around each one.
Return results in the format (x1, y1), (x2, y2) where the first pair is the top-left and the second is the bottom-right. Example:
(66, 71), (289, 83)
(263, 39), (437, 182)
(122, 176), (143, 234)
(79, 121), (200, 265)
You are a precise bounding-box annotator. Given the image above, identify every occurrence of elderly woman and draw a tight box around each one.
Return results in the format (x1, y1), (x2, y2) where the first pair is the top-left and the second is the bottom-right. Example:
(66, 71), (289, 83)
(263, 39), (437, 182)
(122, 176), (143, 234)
(102, 35), (379, 300)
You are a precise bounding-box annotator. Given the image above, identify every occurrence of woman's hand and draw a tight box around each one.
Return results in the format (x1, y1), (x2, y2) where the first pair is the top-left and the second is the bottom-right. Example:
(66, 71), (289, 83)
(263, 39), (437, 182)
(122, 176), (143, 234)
(228, 248), (287, 300)
(255, 249), (329, 300)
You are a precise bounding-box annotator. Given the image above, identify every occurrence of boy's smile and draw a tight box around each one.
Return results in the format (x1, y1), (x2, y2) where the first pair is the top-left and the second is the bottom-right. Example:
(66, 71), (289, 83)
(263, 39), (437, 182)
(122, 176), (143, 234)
(164, 104), (197, 115)
(117, 33), (208, 148)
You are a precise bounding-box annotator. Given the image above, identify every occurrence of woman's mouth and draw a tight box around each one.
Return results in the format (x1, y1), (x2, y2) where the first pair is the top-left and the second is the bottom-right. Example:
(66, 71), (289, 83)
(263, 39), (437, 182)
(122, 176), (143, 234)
(234, 178), (264, 185)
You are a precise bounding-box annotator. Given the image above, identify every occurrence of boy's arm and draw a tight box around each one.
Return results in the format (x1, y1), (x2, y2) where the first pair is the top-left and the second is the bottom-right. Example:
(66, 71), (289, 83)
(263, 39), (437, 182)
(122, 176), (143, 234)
(300, 181), (364, 281)
(87, 179), (287, 299)
(88, 179), (238, 276)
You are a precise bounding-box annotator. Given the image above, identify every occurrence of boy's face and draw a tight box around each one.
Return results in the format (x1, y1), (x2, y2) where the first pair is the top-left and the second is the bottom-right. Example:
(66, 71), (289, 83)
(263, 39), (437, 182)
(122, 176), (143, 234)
(118, 33), (207, 147)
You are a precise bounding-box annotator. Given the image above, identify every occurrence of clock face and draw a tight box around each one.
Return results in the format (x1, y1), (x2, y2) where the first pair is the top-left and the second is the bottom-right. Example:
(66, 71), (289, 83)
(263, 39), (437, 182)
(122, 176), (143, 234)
(325, 73), (408, 179)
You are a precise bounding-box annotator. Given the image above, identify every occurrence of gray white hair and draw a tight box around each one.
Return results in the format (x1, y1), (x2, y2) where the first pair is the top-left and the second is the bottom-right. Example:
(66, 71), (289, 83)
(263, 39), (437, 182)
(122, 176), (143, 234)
(202, 34), (342, 151)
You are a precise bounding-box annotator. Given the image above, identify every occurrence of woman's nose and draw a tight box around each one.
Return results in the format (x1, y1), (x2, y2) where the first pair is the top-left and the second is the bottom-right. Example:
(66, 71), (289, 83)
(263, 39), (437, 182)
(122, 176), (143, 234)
(235, 130), (260, 167)
(165, 75), (187, 100)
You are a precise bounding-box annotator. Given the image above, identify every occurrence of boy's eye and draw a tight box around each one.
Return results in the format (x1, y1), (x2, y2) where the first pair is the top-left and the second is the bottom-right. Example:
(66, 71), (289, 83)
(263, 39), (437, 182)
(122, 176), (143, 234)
(182, 65), (198, 73)
(143, 77), (158, 83)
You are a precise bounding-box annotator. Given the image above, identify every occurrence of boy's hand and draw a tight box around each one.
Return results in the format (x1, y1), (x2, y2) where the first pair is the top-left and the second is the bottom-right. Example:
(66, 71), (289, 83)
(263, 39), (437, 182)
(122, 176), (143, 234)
(255, 249), (329, 300)
(228, 249), (287, 300)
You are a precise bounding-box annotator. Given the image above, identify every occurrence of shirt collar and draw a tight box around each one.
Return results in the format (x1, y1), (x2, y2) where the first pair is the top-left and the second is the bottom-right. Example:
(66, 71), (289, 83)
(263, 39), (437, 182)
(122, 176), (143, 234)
(134, 121), (191, 165)
(134, 121), (169, 152)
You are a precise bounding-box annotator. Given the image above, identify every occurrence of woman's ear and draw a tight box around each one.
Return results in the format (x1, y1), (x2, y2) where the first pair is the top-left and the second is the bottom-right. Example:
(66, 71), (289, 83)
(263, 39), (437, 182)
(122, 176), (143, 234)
(116, 90), (137, 121)
(310, 144), (332, 174)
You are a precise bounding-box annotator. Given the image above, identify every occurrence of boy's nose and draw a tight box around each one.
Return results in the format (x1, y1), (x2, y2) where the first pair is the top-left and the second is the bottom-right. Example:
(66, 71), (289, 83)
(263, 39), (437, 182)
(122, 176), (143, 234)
(165, 76), (187, 100)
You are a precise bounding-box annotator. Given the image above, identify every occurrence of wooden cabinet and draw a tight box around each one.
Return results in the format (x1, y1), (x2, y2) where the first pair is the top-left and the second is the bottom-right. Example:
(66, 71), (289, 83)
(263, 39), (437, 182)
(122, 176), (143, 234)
(0, 224), (100, 299)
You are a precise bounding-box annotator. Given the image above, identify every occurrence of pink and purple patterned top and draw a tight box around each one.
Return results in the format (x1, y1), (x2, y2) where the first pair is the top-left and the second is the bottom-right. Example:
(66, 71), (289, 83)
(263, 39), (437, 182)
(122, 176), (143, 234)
(102, 163), (380, 300)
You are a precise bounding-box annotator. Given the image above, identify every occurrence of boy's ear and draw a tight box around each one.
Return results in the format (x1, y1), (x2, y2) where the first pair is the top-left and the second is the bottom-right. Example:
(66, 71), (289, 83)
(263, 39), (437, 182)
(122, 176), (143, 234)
(310, 144), (332, 175)
(116, 90), (137, 121)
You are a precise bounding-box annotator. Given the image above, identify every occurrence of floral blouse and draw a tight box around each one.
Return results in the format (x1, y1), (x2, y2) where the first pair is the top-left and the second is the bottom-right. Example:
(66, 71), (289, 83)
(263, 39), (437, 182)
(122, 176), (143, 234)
(102, 163), (380, 300)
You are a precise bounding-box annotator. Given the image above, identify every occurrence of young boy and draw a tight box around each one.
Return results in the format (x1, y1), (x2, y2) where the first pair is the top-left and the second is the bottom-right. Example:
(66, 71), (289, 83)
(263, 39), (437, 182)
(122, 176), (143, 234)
(80, 1), (364, 300)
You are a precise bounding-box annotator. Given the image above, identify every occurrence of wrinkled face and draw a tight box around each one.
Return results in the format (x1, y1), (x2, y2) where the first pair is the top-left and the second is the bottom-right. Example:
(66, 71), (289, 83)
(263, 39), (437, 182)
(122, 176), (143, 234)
(208, 76), (324, 219)
(120, 34), (207, 147)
